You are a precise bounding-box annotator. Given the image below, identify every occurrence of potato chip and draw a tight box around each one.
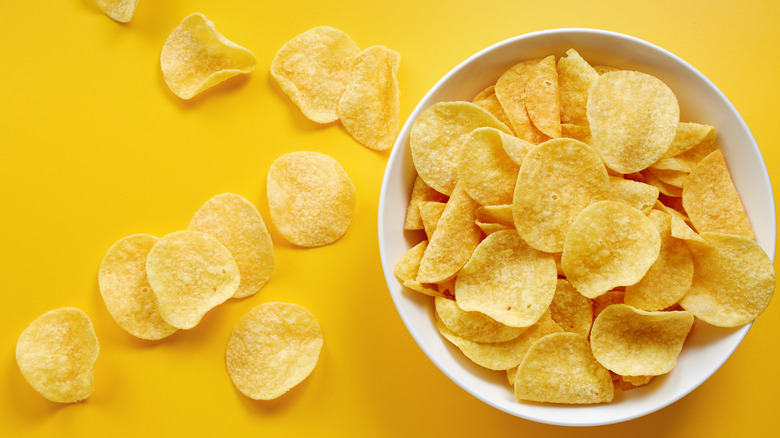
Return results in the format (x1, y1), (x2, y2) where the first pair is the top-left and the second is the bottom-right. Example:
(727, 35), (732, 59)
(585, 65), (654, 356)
(494, 59), (549, 144)
(455, 229), (557, 328)
(618, 374), (653, 389)
(410, 101), (511, 196)
(98, 234), (177, 340)
(549, 279), (593, 338)
(188, 193), (275, 299)
(267, 151), (357, 247)
(557, 49), (599, 126)
(593, 65), (619, 75)
(647, 168), (687, 188)
(95, 0), (139, 23)
(560, 123), (592, 144)
(472, 86), (512, 128)
(590, 304), (694, 376)
(587, 70), (680, 173)
(226, 302), (323, 400)
(659, 122), (716, 160)
(403, 175), (449, 230)
(514, 332), (614, 404)
(513, 138), (609, 253)
(146, 230), (240, 329)
(393, 241), (444, 298)
(642, 169), (682, 197)
(270, 26), (360, 123)
(160, 13), (257, 100)
(475, 204), (513, 235)
(682, 149), (754, 238)
(435, 297), (526, 343)
(592, 289), (625, 319)
(624, 211), (694, 311)
(418, 201), (446, 240)
(562, 201), (661, 299)
(525, 55), (561, 138)
(679, 232), (775, 327)
(338, 45), (401, 151)
(607, 176), (659, 214)
(16, 308), (99, 403)
(458, 127), (524, 206)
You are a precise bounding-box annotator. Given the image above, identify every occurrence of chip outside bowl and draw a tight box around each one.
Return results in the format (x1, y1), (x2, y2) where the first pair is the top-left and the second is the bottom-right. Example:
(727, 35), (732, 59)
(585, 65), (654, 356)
(378, 28), (775, 426)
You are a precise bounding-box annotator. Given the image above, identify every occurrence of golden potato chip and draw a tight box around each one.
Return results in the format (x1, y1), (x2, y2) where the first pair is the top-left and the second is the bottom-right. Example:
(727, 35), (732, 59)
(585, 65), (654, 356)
(410, 101), (511, 196)
(624, 211), (694, 311)
(642, 169), (682, 197)
(226, 302), (323, 400)
(403, 175), (449, 230)
(267, 151), (357, 247)
(160, 13), (257, 100)
(98, 234), (177, 340)
(670, 214), (704, 242)
(560, 123), (592, 144)
(679, 232), (775, 327)
(146, 230), (240, 329)
(270, 26), (360, 123)
(393, 240), (445, 298)
(472, 85), (512, 128)
(607, 176), (659, 214)
(16, 308), (99, 403)
(549, 279), (593, 338)
(647, 168), (687, 188)
(418, 201), (447, 240)
(659, 122), (716, 160)
(455, 229), (557, 327)
(592, 289), (625, 319)
(188, 193), (275, 299)
(593, 65), (619, 75)
(587, 70), (680, 173)
(435, 296), (526, 343)
(513, 138), (610, 253)
(618, 374), (653, 389)
(590, 304), (694, 376)
(682, 149), (754, 238)
(494, 59), (549, 144)
(562, 201), (661, 299)
(514, 332), (614, 404)
(475, 204), (513, 235)
(95, 0), (138, 23)
(338, 45), (401, 151)
(525, 55), (561, 138)
(458, 127), (523, 206)
(557, 49), (599, 126)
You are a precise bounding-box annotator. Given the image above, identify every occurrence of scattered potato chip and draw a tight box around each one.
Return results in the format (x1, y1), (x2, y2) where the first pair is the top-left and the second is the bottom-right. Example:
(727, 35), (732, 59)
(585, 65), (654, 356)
(267, 151), (357, 247)
(472, 85), (512, 128)
(160, 13), (257, 100)
(679, 232), (775, 327)
(188, 193), (275, 299)
(590, 304), (694, 376)
(607, 176), (659, 214)
(557, 49), (599, 126)
(98, 234), (177, 340)
(403, 176), (449, 230)
(418, 201), (447, 240)
(525, 55), (561, 138)
(95, 0), (139, 23)
(435, 296), (526, 343)
(270, 26), (360, 123)
(338, 45), (401, 150)
(458, 127), (522, 206)
(146, 230), (240, 329)
(494, 59), (549, 144)
(16, 308), (99, 403)
(514, 332), (614, 404)
(549, 279), (593, 338)
(226, 302), (323, 400)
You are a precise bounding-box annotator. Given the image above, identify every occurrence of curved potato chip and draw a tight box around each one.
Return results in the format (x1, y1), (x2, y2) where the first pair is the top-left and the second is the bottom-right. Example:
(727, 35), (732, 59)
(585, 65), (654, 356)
(226, 302), (323, 400)
(338, 45), (401, 150)
(403, 175), (449, 230)
(95, 0), (139, 23)
(660, 122), (716, 160)
(557, 49), (599, 126)
(525, 55), (561, 138)
(394, 240), (446, 298)
(549, 279), (593, 338)
(592, 289), (625, 319)
(455, 229), (557, 328)
(418, 201), (446, 240)
(472, 85), (512, 128)
(590, 304), (694, 376)
(458, 127), (523, 206)
(98, 234), (177, 340)
(161, 13), (257, 100)
(607, 176), (659, 214)
(494, 59), (548, 144)
(435, 296), (526, 343)
(188, 193), (275, 299)
(270, 26), (360, 123)
(16, 308), (99, 403)
(587, 70), (679, 173)
(146, 230), (240, 329)
(562, 201), (661, 299)
(267, 151), (357, 247)
(679, 232), (775, 327)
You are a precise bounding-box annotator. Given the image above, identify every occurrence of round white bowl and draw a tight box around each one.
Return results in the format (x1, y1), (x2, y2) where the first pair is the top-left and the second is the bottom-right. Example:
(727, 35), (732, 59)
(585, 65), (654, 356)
(378, 28), (775, 426)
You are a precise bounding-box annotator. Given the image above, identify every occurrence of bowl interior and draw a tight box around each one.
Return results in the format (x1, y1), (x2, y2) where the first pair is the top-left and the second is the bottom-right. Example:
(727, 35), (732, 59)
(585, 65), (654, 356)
(378, 28), (775, 426)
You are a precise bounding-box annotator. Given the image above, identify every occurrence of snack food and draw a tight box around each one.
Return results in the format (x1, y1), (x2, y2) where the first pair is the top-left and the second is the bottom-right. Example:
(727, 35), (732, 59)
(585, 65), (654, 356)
(95, 0), (139, 22)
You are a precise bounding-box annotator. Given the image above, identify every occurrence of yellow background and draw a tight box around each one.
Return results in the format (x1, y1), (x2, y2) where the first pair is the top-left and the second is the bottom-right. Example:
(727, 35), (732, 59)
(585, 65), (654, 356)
(2, 1), (779, 436)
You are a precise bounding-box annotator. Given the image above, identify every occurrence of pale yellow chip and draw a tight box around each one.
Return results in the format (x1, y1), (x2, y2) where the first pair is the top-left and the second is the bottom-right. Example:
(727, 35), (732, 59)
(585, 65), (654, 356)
(410, 101), (512, 196)
(549, 279), (593, 338)
(270, 26), (360, 123)
(435, 297), (526, 343)
(607, 176), (659, 214)
(642, 169), (683, 197)
(160, 13), (257, 100)
(679, 232), (775, 327)
(403, 175), (449, 230)
(592, 289), (625, 319)
(226, 302), (323, 400)
(188, 193), (275, 299)
(560, 123), (592, 144)
(458, 127), (523, 206)
(393, 240), (446, 298)
(525, 55), (561, 138)
(418, 201), (447, 240)
(338, 45), (401, 150)
(475, 204), (514, 228)
(682, 149), (754, 239)
(590, 304), (694, 376)
(95, 0), (139, 23)
(562, 201), (661, 299)
(513, 138), (610, 253)
(514, 332), (614, 404)
(98, 234), (177, 340)
(659, 122), (716, 160)
(267, 151), (357, 247)
(557, 49), (599, 126)
(647, 168), (687, 189)
(472, 85), (512, 128)
(587, 70), (680, 173)
(16, 308), (99, 403)
(494, 59), (549, 144)
(146, 230), (240, 329)
(455, 229), (557, 328)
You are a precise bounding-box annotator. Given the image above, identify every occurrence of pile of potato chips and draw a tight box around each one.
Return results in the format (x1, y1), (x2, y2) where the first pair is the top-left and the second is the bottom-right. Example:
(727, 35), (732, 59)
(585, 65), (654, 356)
(396, 48), (775, 404)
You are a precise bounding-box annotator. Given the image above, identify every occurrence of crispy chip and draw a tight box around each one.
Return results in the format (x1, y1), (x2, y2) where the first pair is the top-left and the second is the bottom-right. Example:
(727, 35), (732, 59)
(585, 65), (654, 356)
(418, 201), (447, 240)
(592, 289), (625, 319)
(95, 0), (139, 23)
(472, 85), (512, 128)
(642, 169), (682, 197)
(475, 204), (514, 235)
(188, 193), (275, 299)
(16, 308), (99, 403)
(618, 374), (653, 389)
(557, 49), (599, 126)
(590, 304), (694, 376)
(270, 26), (360, 123)
(226, 302), (323, 400)
(338, 45), (401, 150)
(458, 127), (524, 206)
(659, 122), (716, 160)
(146, 230), (240, 329)
(549, 279), (593, 338)
(393, 241), (444, 298)
(403, 175), (449, 230)
(267, 151), (357, 247)
(560, 123), (592, 144)
(98, 234), (177, 340)
(435, 297), (526, 343)
(607, 176), (659, 214)
(494, 59), (549, 144)
(525, 55), (561, 138)
(160, 13), (257, 100)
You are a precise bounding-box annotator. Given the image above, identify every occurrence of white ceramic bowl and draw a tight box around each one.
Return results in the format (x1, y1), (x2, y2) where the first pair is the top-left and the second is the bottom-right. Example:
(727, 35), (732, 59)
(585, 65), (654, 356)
(378, 28), (775, 426)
